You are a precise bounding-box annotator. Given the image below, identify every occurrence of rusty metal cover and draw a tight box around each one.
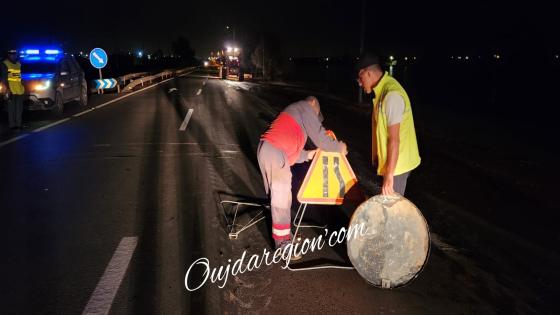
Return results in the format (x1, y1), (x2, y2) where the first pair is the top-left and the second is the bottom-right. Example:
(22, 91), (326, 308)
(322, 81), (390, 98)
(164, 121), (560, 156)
(347, 194), (430, 288)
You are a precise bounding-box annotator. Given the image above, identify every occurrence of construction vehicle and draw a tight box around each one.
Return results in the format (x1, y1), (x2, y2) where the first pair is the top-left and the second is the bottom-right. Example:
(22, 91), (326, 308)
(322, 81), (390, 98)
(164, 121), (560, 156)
(212, 47), (252, 81)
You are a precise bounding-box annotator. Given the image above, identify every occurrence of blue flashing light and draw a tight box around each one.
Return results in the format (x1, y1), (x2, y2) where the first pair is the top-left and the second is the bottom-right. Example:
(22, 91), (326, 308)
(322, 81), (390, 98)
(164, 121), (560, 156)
(19, 46), (63, 63)
(22, 73), (55, 80)
(21, 55), (60, 63)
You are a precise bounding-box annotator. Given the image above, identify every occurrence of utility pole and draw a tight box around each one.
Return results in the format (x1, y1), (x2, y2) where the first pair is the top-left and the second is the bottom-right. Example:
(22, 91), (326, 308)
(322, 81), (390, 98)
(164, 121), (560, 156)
(358, 0), (366, 103)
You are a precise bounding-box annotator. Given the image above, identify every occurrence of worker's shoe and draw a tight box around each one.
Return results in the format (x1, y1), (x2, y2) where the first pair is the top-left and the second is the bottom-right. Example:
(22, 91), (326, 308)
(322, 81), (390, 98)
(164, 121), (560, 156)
(277, 237), (303, 262)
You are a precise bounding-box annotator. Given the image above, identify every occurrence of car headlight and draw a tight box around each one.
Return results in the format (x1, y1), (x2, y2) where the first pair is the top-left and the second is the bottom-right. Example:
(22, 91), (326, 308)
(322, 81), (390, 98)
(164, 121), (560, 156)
(34, 80), (51, 91)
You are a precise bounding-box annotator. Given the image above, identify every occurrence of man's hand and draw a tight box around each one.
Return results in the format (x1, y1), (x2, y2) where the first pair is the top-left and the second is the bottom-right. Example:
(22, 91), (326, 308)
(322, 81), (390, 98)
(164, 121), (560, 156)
(382, 174), (395, 195)
(307, 149), (318, 160)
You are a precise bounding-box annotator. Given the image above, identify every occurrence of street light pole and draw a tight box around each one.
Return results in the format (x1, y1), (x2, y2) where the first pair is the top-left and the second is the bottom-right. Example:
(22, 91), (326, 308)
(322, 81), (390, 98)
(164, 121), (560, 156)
(227, 25), (235, 45)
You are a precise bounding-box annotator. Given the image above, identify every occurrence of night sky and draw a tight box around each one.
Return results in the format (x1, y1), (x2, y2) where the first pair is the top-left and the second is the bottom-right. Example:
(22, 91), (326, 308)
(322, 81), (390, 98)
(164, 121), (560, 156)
(3, 0), (557, 58)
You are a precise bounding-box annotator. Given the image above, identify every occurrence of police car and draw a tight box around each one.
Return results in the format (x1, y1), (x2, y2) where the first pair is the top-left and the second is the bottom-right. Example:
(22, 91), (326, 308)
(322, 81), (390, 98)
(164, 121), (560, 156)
(20, 48), (87, 114)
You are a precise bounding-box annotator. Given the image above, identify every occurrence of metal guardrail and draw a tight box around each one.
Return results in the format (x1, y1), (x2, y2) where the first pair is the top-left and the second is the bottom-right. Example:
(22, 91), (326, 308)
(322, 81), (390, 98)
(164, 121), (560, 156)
(91, 72), (150, 93)
(88, 67), (198, 94)
(122, 67), (197, 92)
(122, 71), (172, 91)
(118, 72), (149, 86)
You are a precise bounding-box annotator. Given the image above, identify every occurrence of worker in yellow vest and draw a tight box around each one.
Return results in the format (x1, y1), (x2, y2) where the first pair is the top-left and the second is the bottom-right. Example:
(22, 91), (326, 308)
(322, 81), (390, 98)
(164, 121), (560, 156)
(1, 49), (26, 130)
(356, 53), (420, 196)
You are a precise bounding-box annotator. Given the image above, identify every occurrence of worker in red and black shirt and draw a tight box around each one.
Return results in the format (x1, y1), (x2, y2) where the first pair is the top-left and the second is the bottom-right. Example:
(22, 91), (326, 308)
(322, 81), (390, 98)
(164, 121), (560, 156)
(258, 96), (347, 258)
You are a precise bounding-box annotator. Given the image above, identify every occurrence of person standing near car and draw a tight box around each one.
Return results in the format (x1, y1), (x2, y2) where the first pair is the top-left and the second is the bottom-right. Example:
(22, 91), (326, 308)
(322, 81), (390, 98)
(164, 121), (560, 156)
(1, 49), (25, 130)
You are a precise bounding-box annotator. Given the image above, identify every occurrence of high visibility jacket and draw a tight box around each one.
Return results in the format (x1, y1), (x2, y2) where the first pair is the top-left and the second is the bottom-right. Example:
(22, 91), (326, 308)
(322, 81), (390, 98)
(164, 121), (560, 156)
(3, 60), (25, 95)
(372, 72), (420, 176)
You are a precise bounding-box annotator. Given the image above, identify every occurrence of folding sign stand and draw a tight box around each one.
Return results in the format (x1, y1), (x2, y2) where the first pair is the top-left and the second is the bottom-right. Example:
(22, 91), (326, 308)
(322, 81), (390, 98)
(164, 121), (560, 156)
(288, 202), (355, 271)
(220, 200), (267, 240)
(287, 144), (359, 272)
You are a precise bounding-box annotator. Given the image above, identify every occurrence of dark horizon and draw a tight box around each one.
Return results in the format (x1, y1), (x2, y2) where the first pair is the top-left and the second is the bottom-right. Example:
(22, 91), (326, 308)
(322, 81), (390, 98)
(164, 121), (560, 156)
(2, 0), (557, 58)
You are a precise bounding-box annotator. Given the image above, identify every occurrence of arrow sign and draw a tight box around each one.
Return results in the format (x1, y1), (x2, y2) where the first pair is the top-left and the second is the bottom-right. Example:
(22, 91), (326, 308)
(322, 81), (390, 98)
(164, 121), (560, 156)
(94, 78), (118, 89)
(92, 52), (104, 64)
(89, 48), (108, 69)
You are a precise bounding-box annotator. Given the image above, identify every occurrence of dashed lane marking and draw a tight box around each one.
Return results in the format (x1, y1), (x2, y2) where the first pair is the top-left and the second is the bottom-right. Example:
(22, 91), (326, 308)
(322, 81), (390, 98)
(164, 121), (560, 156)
(82, 236), (138, 315)
(179, 108), (194, 131)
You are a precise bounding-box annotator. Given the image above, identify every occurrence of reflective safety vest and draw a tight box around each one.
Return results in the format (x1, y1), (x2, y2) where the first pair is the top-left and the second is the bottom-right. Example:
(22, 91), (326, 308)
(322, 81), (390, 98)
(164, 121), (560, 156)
(261, 112), (305, 166)
(3, 59), (25, 95)
(372, 72), (421, 176)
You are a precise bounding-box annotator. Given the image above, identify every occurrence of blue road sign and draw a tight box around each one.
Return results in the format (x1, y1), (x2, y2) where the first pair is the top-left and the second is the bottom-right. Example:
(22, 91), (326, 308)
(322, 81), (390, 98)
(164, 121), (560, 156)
(94, 78), (118, 89)
(89, 48), (108, 69)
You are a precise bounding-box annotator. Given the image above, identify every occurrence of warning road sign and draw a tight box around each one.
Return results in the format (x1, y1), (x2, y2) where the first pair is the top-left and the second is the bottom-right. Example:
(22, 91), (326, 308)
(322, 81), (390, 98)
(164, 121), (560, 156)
(297, 150), (357, 205)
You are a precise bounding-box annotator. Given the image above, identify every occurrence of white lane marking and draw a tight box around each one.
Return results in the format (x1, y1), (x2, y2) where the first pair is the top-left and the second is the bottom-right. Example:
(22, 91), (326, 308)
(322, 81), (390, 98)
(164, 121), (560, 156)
(73, 108), (95, 117)
(0, 134), (29, 148)
(82, 237), (138, 315)
(196, 88), (202, 95)
(179, 108), (194, 131)
(0, 70), (197, 150)
(32, 118), (71, 133)
(202, 81), (206, 86)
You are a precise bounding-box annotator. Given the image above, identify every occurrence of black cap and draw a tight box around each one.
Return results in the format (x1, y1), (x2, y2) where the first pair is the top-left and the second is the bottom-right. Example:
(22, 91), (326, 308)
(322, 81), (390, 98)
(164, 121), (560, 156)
(7, 49), (18, 55)
(355, 53), (380, 72)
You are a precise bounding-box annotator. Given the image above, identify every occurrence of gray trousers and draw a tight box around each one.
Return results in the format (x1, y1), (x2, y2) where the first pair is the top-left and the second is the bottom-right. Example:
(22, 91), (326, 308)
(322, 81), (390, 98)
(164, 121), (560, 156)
(382, 171), (410, 196)
(257, 141), (293, 245)
(7, 94), (24, 128)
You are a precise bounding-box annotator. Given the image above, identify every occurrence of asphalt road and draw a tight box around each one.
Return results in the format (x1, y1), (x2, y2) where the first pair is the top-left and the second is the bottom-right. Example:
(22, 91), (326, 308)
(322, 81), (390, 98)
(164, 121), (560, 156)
(0, 70), (558, 314)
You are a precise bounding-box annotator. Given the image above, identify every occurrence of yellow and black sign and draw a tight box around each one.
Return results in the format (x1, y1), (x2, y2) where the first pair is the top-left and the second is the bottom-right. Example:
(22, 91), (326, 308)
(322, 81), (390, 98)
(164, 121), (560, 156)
(297, 150), (357, 205)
